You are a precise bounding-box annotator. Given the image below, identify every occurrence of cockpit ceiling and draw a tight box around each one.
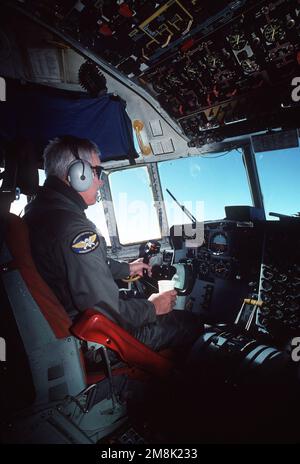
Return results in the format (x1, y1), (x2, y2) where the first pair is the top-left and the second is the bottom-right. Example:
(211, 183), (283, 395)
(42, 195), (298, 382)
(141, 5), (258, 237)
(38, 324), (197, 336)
(3, 0), (300, 146)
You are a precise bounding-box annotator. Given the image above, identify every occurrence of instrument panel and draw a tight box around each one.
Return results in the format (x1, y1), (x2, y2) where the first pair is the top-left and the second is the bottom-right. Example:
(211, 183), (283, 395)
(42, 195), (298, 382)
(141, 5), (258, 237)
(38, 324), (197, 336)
(8, 0), (300, 145)
(169, 219), (263, 323)
(172, 219), (300, 341)
(258, 222), (300, 343)
(171, 219), (263, 282)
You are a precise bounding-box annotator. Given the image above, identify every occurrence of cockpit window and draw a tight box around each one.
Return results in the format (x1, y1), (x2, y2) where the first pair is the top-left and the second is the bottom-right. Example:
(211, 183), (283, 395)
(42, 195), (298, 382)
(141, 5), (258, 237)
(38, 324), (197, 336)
(158, 149), (253, 226)
(9, 194), (27, 217)
(109, 166), (161, 245)
(7, 166), (32, 217)
(85, 201), (111, 246)
(254, 143), (300, 219)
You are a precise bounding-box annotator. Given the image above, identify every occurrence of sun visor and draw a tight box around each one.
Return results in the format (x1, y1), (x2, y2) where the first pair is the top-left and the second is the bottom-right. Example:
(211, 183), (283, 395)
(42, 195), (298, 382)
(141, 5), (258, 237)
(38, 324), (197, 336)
(0, 79), (138, 163)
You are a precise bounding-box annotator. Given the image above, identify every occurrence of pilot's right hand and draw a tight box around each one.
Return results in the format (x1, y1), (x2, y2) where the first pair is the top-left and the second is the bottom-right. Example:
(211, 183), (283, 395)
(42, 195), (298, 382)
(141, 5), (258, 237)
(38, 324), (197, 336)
(148, 290), (177, 315)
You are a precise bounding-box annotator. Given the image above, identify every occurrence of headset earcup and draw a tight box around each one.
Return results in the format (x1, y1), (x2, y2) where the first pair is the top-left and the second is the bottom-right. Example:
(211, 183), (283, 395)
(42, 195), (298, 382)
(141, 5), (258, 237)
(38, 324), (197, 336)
(67, 160), (93, 192)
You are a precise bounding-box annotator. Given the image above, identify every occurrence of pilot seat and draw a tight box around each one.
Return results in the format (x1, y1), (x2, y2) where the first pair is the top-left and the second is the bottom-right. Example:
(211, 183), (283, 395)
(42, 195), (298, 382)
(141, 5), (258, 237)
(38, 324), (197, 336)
(0, 211), (174, 444)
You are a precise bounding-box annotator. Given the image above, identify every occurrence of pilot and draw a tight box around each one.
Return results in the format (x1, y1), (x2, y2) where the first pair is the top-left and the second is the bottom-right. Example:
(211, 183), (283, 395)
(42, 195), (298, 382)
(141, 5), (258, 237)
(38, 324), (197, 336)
(24, 135), (203, 354)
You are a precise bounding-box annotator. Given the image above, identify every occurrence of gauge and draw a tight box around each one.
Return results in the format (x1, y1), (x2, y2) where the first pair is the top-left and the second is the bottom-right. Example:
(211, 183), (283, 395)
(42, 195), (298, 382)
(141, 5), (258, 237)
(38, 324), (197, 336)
(274, 310), (284, 320)
(209, 232), (228, 254)
(199, 261), (210, 276)
(227, 33), (247, 51)
(261, 279), (273, 292)
(240, 58), (259, 73)
(213, 259), (230, 277)
(263, 22), (285, 43)
(185, 65), (200, 80)
(206, 54), (222, 69)
(262, 267), (274, 280)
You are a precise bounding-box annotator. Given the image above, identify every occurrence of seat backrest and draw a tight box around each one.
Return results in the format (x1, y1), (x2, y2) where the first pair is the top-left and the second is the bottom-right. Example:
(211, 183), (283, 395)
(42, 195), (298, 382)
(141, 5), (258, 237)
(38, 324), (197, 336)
(0, 213), (86, 411)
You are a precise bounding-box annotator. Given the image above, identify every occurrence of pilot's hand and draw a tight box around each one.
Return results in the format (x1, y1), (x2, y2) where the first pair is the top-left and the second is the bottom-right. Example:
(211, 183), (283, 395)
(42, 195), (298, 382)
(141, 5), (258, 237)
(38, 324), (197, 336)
(129, 258), (152, 277)
(148, 290), (177, 315)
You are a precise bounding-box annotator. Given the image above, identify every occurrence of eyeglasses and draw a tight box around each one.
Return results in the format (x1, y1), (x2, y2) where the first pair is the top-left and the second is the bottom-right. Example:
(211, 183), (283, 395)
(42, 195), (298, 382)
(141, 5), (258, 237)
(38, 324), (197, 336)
(91, 165), (105, 180)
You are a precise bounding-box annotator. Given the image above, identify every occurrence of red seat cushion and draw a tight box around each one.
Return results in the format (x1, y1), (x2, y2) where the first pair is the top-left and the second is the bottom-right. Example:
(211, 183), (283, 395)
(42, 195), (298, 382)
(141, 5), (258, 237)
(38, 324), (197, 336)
(71, 309), (174, 378)
(5, 213), (72, 338)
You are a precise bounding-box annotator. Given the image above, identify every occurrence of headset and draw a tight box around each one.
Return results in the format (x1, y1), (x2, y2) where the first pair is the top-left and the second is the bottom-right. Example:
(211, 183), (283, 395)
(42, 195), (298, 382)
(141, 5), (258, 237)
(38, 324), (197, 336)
(65, 137), (94, 192)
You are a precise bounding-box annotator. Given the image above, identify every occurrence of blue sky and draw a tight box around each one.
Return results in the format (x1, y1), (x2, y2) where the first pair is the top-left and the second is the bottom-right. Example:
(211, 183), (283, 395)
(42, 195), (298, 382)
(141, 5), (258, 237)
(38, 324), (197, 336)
(255, 145), (300, 217)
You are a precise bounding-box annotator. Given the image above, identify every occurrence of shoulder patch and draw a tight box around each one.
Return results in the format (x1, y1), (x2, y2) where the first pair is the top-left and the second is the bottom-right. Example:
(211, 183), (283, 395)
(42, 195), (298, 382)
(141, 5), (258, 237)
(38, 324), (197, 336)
(71, 231), (100, 254)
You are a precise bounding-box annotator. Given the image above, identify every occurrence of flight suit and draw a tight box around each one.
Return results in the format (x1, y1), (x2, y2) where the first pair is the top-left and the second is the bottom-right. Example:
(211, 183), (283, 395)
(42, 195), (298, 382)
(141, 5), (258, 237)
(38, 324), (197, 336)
(25, 175), (202, 351)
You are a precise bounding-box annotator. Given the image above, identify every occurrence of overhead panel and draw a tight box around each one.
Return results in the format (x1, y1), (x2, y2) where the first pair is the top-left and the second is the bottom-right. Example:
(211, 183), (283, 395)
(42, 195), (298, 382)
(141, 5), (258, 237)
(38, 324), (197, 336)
(4, 0), (300, 146)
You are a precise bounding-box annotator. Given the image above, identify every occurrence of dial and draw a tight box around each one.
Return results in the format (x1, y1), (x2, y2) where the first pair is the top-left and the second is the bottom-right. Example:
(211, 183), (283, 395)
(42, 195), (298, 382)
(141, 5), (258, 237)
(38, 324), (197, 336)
(206, 54), (222, 69)
(198, 261), (210, 276)
(263, 22), (285, 43)
(209, 232), (228, 255)
(227, 33), (247, 51)
(240, 58), (259, 73)
(212, 259), (230, 278)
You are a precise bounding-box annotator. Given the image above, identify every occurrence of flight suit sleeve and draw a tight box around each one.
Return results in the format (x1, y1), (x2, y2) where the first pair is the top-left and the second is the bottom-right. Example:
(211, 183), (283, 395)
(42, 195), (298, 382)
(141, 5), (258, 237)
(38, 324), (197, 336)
(58, 230), (156, 331)
(108, 258), (130, 280)
(95, 231), (129, 279)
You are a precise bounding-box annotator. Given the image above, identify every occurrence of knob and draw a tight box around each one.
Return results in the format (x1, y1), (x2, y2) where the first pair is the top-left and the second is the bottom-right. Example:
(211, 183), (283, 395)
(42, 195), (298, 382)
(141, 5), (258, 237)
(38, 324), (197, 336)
(277, 273), (288, 283)
(261, 279), (273, 292)
(262, 268), (274, 280)
(274, 310), (284, 320)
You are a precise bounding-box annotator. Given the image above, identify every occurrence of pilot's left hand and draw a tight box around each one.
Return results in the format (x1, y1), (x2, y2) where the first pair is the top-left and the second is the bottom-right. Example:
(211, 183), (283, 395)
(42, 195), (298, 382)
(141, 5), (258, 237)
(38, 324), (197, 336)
(129, 258), (152, 277)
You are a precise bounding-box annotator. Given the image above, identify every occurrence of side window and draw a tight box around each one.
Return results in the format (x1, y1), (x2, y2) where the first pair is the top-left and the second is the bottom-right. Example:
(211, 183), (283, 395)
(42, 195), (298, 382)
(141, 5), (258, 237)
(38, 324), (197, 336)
(254, 144), (300, 219)
(9, 168), (45, 216)
(1, 166), (28, 217)
(38, 168), (46, 185)
(39, 169), (111, 245)
(9, 193), (27, 217)
(85, 201), (111, 246)
(109, 166), (161, 245)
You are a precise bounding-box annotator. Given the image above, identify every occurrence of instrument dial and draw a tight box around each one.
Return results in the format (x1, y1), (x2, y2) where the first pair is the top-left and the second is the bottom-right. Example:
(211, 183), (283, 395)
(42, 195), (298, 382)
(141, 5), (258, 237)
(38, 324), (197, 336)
(209, 232), (228, 255)
(206, 54), (222, 69)
(227, 33), (247, 51)
(199, 261), (210, 276)
(240, 58), (259, 73)
(213, 259), (230, 278)
(263, 22), (285, 43)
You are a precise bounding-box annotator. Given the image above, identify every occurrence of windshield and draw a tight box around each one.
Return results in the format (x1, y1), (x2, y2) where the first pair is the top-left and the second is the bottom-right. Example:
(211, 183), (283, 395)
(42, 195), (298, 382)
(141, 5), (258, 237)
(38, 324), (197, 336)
(254, 143), (300, 219)
(158, 149), (253, 227)
(109, 166), (161, 245)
